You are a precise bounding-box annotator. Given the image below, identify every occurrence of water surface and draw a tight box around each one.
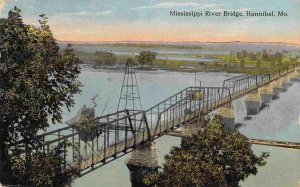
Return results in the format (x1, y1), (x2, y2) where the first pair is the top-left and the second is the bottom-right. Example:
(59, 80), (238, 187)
(67, 69), (300, 187)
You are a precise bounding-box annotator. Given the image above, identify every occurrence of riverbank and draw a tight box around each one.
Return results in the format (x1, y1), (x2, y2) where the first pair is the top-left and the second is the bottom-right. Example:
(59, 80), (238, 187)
(80, 62), (282, 75)
(70, 41), (300, 75)
(77, 51), (299, 75)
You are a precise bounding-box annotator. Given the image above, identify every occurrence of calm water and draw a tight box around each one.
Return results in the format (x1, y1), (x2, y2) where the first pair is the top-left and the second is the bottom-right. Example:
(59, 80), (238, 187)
(55, 68), (233, 129)
(63, 68), (300, 187)
(71, 45), (229, 55)
(70, 45), (224, 64)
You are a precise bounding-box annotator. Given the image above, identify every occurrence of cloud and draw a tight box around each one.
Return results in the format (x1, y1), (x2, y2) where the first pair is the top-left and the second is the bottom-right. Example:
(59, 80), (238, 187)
(59, 10), (113, 17)
(130, 2), (221, 10)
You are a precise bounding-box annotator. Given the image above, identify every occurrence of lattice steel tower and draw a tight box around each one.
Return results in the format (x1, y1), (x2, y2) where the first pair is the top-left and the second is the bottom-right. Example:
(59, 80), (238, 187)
(117, 58), (142, 114)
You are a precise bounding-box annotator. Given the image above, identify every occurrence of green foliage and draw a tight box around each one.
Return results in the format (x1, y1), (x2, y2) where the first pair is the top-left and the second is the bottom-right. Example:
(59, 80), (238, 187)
(256, 59), (261, 68)
(236, 52), (242, 60)
(220, 50), (292, 72)
(137, 51), (157, 65)
(256, 52), (261, 59)
(240, 59), (245, 68)
(241, 50), (248, 59)
(262, 49), (269, 61)
(145, 117), (269, 187)
(248, 52), (256, 61)
(94, 51), (116, 65)
(274, 52), (282, 64)
(11, 141), (79, 187)
(0, 7), (81, 184)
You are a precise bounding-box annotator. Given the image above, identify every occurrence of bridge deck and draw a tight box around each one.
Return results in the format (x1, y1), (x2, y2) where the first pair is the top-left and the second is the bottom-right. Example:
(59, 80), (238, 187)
(16, 65), (299, 175)
(77, 75), (290, 171)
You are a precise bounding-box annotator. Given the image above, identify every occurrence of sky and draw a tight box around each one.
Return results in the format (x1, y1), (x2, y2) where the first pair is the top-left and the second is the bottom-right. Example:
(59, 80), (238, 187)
(0, 0), (299, 44)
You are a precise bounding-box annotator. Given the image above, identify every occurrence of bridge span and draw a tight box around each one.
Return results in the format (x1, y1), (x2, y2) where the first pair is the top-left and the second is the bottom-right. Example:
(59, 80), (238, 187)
(14, 65), (300, 176)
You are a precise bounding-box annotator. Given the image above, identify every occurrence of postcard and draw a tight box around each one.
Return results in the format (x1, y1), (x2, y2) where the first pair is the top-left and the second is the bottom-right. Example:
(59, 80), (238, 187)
(0, 0), (299, 187)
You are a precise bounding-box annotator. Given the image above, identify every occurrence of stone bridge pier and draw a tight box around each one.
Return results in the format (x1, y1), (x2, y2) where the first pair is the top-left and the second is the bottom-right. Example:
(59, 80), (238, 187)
(216, 103), (235, 132)
(244, 91), (261, 115)
(126, 142), (159, 187)
(290, 68), (300, 82)
(282, 76), (293, 90)
(258, 84), (273, 104)
(272, 79), (283, 99)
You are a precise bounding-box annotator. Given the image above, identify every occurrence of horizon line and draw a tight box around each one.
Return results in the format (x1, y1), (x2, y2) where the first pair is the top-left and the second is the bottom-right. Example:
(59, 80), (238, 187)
(56, 39), (300, 45)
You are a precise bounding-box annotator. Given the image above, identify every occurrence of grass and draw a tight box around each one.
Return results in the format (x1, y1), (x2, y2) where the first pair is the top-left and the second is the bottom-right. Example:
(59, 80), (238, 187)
(209, 54), (300, 74)
(215, 54), (296, 67)
(151, 59), (199, 71)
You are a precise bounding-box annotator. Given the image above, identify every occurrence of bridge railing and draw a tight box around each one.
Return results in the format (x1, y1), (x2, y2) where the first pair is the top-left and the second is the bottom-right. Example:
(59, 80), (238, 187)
(149, 64), (296, 139)
(68, 64), (296, 170)
(222, 65), (295, 99)
(150, 87), (226, 138)
(12, 110), (152, 170)
(11, 64), (297, 173)
(145, 87), (202, 129)
(73, 110), (151, 170)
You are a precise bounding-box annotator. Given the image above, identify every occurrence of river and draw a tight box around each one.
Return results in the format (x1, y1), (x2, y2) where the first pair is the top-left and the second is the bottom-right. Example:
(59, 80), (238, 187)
(60, 68), (300, 187)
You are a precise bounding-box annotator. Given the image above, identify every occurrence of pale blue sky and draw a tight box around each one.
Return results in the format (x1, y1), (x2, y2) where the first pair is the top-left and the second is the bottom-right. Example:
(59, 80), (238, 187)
(0, 0), (299, 43)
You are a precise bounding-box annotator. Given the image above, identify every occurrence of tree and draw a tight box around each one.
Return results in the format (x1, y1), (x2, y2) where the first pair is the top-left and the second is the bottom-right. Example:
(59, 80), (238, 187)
(11, 141), (79, 186)
(296, 56), (300, 63)
(248, 52), (256, 61)
(256, 52), (261, 60)
(145, 117), (269, 187)
(236, 52), (242, 60)
(274, 52), (282, 65)
(0, 7), (81, 185)
(241, 50), (248, 59)
(256, 59), (261, 68)
(262, 49), (269, 61)
(137, 51), (157, 65)
(240, 59), (245, 68)
(94, 51), (116, 65)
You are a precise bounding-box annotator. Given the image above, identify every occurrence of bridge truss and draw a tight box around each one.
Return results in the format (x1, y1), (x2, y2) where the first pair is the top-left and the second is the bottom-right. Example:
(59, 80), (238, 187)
(10, 65), (296, 176)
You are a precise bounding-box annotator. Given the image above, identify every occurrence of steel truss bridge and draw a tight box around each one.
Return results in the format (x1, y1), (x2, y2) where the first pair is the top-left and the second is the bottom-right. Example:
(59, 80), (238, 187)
(13, 65), (297, 176)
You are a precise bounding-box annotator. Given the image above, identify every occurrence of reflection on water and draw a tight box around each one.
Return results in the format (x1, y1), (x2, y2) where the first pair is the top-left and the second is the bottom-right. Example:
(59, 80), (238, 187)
(72, 69), (300, 187)
(235, 82), (300, 142)
(236, 82), (300, 187)
(259, 103), (269, 112)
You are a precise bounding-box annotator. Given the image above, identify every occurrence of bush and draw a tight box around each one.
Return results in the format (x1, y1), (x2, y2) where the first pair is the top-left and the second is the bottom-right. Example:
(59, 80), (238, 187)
(137, 51), (157, 65)
(94, 51), (116, 65)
